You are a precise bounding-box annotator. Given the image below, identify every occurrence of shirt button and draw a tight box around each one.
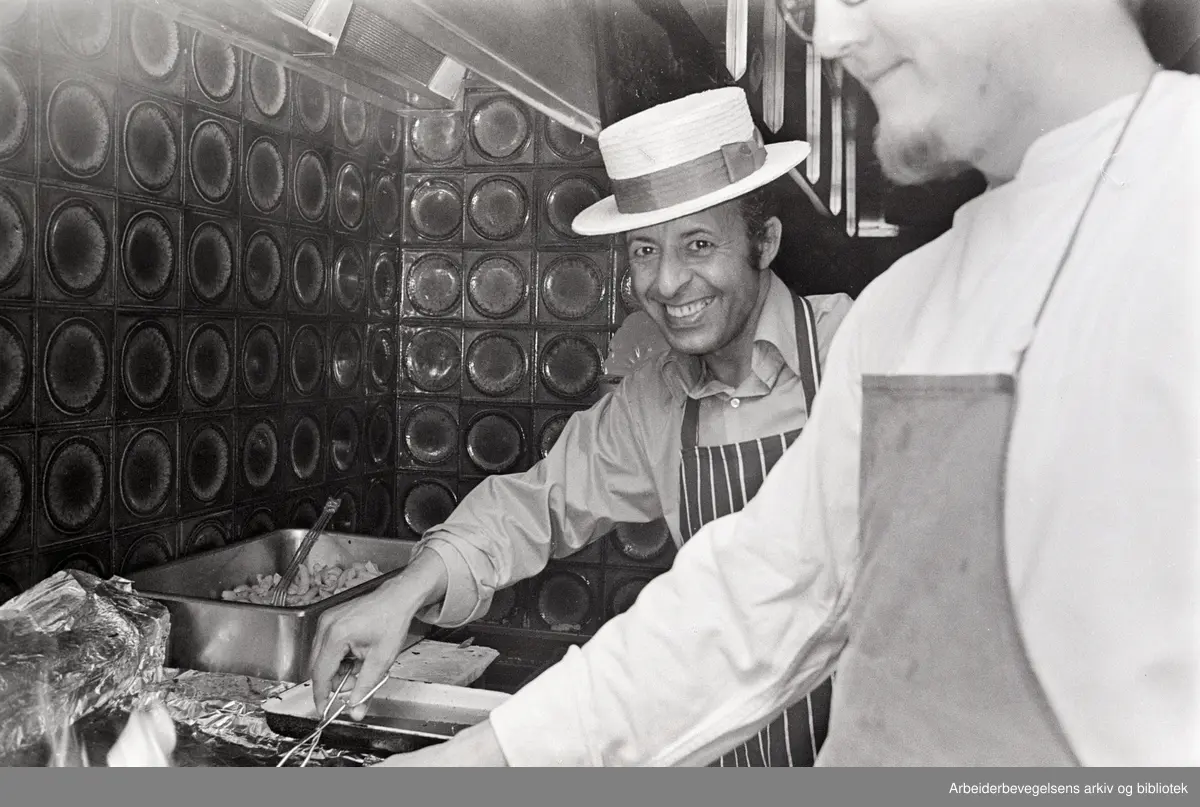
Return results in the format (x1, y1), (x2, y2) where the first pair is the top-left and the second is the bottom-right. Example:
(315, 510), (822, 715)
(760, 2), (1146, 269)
(730, 398), (740, 409)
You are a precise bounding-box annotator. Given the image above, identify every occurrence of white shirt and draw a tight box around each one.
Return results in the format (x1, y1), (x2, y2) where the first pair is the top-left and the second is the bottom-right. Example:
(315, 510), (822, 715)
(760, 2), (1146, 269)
(486, 71), (1200, 767)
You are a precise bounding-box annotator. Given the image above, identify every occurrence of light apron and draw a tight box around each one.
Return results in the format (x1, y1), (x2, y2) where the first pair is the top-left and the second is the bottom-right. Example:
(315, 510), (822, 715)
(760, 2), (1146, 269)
(679, 294), (834, 767)
(816, 78), (1153, 766)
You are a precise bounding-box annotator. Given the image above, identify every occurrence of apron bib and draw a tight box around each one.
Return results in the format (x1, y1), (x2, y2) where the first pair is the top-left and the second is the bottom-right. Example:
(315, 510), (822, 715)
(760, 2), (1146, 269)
(816, 77), (1154, 766)
(679, 294), (834, 767)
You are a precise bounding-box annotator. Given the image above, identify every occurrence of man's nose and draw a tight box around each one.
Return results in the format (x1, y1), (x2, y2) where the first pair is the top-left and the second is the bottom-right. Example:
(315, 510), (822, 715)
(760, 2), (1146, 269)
(813, 0), (868, 63)
(652, 251), (691, 300)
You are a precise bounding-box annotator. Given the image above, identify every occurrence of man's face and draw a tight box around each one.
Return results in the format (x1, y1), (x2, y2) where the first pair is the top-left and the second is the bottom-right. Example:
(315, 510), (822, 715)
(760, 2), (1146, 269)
(625, 200), (766, 357)
(814, 0), (1049, 183)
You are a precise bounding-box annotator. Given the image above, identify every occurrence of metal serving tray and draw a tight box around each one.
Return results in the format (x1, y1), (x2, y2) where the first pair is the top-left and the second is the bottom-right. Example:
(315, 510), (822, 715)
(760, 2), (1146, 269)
(128, 530), (427, 682)
(263, 678), (509, 756)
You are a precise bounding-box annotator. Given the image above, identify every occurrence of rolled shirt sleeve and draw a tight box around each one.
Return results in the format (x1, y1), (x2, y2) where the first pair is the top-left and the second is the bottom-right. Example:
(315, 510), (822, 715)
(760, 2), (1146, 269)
(487, 300), (867, 766)
(413, 376), (665, 628)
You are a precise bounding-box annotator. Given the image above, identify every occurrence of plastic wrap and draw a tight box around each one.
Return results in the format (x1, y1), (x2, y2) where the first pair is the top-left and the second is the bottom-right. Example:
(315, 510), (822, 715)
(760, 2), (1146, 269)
(603, 310), (670, 378)
(0, 571), (170, 762)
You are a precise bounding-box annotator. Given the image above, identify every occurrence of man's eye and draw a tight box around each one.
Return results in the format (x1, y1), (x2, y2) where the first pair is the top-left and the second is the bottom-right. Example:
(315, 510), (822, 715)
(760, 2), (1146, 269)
(689, 239), (714, 252)
(631, 245), (655, 258)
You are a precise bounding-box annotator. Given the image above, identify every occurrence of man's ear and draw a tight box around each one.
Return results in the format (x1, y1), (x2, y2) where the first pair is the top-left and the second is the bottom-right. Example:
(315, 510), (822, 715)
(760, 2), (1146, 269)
(759, 216), (783, 270)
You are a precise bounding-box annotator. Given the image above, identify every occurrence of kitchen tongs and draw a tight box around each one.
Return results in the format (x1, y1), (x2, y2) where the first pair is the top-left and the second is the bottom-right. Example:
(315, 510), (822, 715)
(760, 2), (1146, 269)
(271, 496), (342, 607)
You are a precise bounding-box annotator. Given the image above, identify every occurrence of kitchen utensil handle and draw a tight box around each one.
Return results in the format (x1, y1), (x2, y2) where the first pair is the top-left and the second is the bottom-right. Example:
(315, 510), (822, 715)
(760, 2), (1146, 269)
(272, 496), (341, 606)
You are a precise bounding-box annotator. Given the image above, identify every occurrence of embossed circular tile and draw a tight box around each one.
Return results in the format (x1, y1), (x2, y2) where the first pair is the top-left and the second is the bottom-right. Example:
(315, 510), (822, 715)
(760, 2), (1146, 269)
(189, 119), (235, 203)
(469, 96), (531, 161)
(404, 328), (460, 393)
(371, 174), (400, 236)
(44, 437), (105, 533)
(331, 489), (358, 534)
(185, 324), (232, 406)
(53, 552), (105, 576)
(402, 480), (456, 535)
(0, 574), (21, 605)
(241, 324), (280, 400)
(121, 321), (174, 409)
(409, 115), (463, 164)
(403, 405), (454, 466)
(363, 479), (392, 536)
(369, 329), (395, 388)
(296, 75), (330, 134)
(120, 428), (172, 516)
(332, 245), (365, 312)
(541, 254), (604, 320)
(0, 191), (26, 291)
(289, 325), (325, 395)
(248, 55), (287, 118)
(408, 178), (462, 241)
(612, 519), (670, 561)
(407, 254), (460, 317)
(376, 109), (401, 156)
(0, 61), (30, 162)
(366, 403), (394, 465)
(545, 175), (603, 240)
(0, 447), (25, 548)
(191, 33), (237, 103)
(466, 333), (526, 397)
(124, 101), (177, 191)
(243, 229), (282, 307)
(335, 161), (365, 229)
(289, 497), (319, 529)
(537, 571), (592, 629)
(46, 199), (109, 298)
(120, 533), (172, 574)
(243, 507), (275, 540)
(619, 267), (640, 312)
(289, 413), (322, 481)
(247, 136), (285, 213)
(128, 7), (180, 81)
(187, 221), (233, 303)
(466, 176), (529, 241)
(537, 413), (571, 460)
(465, 412), (523, 474)
(0, 318), (28, 421)
(608, 578), (648, 618)
(121, 211), (174, 302)
(242, 420), (278, 489)
(544, 118), (596, 161)
(329, 407), (359, 472)
(186, 424), (229, 503)
(291, 237), (325, 309)
(371, 252), (396, 310)
(45, 318), (108, 415)
(294, 149), (328, 223)
(331, 326), (362, 392)
(467, 255), (526, 319)
(50, 0), (113, 59)
(540, 334), (601, 399)
(48, 80), (111, 178)
(184, 522), (226, 555)
(340, 95), (367, 146)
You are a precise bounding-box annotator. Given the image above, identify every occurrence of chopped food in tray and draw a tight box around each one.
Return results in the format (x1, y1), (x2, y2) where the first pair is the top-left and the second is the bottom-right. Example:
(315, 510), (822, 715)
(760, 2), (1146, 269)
(220, 561), (383, 607)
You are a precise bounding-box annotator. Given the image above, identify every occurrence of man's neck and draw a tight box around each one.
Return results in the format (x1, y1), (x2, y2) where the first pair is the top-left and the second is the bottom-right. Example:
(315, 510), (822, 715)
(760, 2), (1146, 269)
(700, 276), (773, 388)
(976, 25), (1158, 185)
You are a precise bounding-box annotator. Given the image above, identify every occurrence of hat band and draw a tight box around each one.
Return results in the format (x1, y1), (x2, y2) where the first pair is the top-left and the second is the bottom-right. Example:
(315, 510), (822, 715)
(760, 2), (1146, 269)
(609, 133), (767, 215)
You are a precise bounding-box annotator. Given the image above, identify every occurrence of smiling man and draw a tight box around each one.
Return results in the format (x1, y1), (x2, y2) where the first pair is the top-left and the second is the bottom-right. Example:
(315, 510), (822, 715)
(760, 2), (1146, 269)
(310, 88), (852, 767)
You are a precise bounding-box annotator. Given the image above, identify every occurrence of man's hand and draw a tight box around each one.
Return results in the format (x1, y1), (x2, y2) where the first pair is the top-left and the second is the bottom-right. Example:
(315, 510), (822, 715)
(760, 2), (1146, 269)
(309, 550), (450, 719)
(373, 720), (509, 767)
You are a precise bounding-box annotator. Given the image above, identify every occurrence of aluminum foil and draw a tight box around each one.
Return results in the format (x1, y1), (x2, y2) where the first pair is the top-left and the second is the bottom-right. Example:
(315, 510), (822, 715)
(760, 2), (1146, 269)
(0, 571), (170, 762)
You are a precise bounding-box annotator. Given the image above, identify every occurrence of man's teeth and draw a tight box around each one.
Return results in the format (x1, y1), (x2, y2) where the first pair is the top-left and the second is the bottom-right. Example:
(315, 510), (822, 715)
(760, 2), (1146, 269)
(666, 298), (713, 318)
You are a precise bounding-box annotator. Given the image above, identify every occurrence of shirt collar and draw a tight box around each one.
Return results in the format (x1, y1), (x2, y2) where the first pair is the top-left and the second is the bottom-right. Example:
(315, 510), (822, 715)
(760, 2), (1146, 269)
(660, 272), (802, 402)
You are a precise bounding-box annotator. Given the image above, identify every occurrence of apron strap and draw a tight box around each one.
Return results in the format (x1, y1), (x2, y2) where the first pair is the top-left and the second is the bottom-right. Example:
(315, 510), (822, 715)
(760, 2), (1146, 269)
(681, 293), (822, 450)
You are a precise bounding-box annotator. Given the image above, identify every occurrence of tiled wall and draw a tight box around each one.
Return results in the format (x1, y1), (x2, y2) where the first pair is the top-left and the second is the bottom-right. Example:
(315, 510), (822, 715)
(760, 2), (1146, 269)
(0, 0), (674, 638)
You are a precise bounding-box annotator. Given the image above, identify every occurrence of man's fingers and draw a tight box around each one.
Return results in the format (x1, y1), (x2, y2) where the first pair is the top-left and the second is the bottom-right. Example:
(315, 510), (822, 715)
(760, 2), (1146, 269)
(310, 632), (351, 714)
(347, 644), (398, 721)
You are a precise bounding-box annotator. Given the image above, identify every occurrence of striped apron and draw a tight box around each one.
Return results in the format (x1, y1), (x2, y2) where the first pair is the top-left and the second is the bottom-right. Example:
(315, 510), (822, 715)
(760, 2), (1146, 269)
(678, 294), (834, 768)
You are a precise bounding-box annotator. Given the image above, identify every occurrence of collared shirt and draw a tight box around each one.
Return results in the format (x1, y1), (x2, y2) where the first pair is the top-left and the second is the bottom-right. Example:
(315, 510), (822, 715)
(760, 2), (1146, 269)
(413, 273), (852, 627)
(487, 71), (1200, 767)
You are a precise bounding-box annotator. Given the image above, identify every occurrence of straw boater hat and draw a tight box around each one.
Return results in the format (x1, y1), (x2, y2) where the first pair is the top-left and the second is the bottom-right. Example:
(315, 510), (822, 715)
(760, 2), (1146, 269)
(572, 87), (811, 237)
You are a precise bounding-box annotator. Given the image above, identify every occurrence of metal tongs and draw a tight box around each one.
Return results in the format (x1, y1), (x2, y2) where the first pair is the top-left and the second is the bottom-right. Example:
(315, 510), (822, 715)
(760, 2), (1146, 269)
(270, 496), (342, 607)
(276, 662), (390, 767)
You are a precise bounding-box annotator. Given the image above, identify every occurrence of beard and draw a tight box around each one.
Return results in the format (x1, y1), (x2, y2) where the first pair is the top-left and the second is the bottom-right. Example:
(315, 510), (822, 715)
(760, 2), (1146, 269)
(873, 122), (975, 186)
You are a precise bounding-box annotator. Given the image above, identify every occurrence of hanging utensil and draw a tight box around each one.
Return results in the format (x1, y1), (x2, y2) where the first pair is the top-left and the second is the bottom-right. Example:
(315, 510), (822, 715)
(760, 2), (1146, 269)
(726, 0), (749, 81)
(845, 78), (858, 237)
(762, 0), (787, 133)
(830, 62), (844, 217)
(805, 41), (822, 185)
